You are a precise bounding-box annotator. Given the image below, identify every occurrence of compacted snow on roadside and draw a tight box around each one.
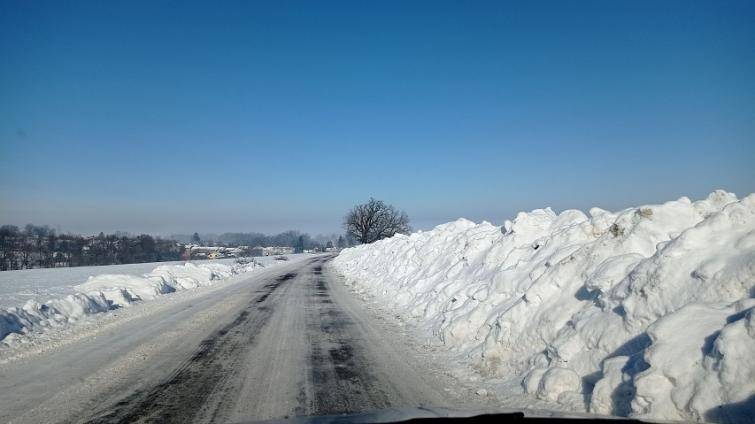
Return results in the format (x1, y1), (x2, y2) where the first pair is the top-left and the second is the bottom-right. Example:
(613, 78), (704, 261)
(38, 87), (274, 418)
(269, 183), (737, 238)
(332, 190), (755, 424)
(0, 255), (301, 350)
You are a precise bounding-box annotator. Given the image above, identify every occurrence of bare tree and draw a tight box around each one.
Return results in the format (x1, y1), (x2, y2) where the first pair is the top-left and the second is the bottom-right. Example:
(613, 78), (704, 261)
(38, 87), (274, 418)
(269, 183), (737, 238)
(344, 198), (411, 244)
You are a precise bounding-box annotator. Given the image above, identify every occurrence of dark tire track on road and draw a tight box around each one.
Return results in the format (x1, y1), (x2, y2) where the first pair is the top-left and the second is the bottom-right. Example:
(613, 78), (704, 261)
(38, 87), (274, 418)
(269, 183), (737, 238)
(86, 270), (300, 424)
(304, 270), (392, 415)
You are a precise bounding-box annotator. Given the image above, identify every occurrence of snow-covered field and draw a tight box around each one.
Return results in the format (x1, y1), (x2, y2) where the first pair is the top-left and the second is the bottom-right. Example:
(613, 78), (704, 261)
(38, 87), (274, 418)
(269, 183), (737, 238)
(333, 190), (755, 423)
(0, 255), (304, 352)
(0, 258), (240, 308)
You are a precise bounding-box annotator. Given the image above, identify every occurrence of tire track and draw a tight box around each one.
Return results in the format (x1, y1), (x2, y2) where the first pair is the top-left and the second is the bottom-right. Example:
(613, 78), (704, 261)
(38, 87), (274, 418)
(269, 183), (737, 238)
(304, 269), (392, 415)
(85, 271), (297, 424)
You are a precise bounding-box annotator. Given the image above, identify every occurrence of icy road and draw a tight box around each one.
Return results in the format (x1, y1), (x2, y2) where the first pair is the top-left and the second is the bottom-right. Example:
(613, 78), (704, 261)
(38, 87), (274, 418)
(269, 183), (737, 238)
(0, 255), (481, 423)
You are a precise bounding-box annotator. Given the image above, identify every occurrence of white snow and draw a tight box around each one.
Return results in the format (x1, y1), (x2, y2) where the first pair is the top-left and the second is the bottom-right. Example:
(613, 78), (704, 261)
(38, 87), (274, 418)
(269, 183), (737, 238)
(0, 258), (238, 308)
(0, 256), (300, 348)
(332, 190), (755, 423)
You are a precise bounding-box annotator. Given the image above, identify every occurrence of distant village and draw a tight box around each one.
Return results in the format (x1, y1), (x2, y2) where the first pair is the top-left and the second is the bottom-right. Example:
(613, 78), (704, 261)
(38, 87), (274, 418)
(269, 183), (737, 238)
(183, 244), (338, 260)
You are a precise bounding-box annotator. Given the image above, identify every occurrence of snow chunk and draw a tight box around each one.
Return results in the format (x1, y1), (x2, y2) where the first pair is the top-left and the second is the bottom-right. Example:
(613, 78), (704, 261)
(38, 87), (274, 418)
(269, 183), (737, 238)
(536, 367), (582, 403)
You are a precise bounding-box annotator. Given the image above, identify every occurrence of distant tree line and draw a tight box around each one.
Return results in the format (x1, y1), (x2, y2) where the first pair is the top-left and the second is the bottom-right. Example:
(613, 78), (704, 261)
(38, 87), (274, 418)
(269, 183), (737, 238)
(173, 230), (357, 252)
(0, 224), (183, 271)
(0, 222), (365, 271)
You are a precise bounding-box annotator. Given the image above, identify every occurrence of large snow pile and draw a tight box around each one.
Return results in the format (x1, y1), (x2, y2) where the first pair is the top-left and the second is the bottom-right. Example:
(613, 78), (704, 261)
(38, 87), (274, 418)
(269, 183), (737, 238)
(0, 260), (261, 345)
(333, 191), (755, 423)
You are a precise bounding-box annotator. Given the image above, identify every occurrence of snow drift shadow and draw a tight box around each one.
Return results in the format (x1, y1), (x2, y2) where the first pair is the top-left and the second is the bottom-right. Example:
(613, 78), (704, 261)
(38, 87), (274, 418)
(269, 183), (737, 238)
(706, 395), (755, 424)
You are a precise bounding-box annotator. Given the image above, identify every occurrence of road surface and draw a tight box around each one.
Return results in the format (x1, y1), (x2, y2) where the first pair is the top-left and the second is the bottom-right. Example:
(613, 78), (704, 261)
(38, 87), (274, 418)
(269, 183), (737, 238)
(0, 255), (483, 423)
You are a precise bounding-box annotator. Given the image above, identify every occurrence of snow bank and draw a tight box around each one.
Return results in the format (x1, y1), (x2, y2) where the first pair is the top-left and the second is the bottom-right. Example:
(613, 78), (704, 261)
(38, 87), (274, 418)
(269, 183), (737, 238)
(0, 260), (261, 345)
(0, 258), (240, 309)
(332, 190), (755, 423)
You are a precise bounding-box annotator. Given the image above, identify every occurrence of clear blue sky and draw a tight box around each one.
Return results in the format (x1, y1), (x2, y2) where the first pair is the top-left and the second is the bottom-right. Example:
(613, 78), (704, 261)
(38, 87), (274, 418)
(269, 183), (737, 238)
(1, 0), (753, 235)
